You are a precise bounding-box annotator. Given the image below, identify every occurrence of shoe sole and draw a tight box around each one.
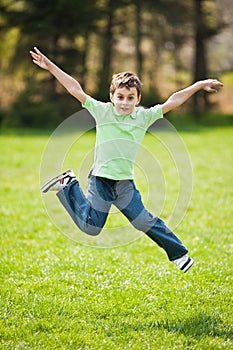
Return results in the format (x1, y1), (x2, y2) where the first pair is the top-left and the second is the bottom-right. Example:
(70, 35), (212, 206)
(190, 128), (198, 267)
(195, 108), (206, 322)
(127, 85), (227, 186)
(41, 170), (72, 193)
(181, 257), (194, 272)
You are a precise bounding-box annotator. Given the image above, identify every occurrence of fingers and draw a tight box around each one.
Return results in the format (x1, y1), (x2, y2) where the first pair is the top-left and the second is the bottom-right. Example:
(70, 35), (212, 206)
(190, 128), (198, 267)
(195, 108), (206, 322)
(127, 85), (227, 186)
(29, 50), (37, 59)
(212, 81), (224, 93)
(30, 47), (45, 67)
(205, 79), (223, 93)
(30, 52), (40, 66)
(30, 50), (39, 61)
(29, 47), (51, 70)
(29, 47), (42, 59)
(34, 47), (41, 55)
(207, 86), (219, 93)
(212, 80), (223, 88)
(212, 79), (223, 87)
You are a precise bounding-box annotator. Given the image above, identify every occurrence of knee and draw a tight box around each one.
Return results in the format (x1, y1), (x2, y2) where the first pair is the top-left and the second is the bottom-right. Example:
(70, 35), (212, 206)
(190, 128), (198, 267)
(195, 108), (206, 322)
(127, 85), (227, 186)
(131, 212), (157, 232)
(131, 217), (147, 231)
(79, 222), (103, 236)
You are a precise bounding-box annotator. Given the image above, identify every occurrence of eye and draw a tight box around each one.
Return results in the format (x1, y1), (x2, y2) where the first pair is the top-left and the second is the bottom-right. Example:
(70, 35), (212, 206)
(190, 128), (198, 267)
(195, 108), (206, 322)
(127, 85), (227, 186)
(128, 96), (134, 101)
(117, 95), (124, 100)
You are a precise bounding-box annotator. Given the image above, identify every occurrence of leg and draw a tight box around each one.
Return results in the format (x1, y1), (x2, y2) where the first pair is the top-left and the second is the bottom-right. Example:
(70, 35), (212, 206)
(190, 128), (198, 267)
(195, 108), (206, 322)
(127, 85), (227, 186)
(114, 180), (188, 261)
(57, 175), (114, 236)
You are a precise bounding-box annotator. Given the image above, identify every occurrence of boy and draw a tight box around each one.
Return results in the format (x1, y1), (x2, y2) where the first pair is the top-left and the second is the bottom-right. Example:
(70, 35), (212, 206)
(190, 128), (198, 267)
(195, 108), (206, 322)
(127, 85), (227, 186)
(30, 47), (223, 272)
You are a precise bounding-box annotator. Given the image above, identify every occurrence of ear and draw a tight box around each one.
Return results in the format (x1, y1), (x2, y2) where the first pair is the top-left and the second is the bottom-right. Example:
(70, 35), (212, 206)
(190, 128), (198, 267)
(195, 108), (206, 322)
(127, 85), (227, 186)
(110, 93), (114, 103)
(137, 94), (141, 105)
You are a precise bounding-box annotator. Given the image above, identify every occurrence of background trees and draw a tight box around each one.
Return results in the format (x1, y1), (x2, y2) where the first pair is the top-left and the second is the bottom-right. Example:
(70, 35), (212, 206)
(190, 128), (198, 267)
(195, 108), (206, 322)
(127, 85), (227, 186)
(0, 0), (232, 127)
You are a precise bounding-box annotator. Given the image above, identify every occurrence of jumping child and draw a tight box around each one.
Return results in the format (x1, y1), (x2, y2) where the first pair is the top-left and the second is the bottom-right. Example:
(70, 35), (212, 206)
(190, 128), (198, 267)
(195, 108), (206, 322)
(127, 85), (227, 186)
(30, 47), (223, 272)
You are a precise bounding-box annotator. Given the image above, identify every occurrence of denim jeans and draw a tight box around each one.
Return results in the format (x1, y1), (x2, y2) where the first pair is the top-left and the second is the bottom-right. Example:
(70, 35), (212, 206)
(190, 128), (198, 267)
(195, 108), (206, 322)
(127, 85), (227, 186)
(57, 174), (188, 261)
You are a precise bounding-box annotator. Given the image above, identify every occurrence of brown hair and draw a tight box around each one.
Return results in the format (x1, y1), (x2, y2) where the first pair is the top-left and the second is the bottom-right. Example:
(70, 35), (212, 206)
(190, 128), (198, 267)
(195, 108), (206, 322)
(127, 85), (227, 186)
(110, 72), (142, 97)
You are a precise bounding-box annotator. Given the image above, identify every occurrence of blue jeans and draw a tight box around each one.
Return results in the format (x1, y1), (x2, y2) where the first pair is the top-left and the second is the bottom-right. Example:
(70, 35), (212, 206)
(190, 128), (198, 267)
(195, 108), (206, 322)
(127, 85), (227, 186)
(57, 174), (188, 261)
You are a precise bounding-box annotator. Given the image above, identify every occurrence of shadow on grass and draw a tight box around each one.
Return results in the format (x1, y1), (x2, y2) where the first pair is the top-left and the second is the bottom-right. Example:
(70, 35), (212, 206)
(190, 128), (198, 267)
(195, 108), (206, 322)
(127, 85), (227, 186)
(156, 312), (232, 340)
(108, 312), (232, 342)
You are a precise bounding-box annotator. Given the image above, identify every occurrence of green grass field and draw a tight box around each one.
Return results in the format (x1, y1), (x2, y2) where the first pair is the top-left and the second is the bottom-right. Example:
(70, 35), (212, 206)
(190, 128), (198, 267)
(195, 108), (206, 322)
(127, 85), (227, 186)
(0, 126), (232, 349)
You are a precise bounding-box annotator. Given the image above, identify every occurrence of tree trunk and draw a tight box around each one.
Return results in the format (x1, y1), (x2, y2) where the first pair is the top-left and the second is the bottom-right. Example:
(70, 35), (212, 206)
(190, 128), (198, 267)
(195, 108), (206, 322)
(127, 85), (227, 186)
(97, 0), (115, 101)
(135, 0), (143, 78)
(80, 30), (90, 91)
(193, 0), (209, 120)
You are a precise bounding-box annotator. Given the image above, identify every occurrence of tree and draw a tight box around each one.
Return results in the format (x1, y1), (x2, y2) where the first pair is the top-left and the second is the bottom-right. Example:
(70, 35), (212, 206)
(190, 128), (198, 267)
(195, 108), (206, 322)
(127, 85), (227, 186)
(192, 0), (209, 118)
(97, 0), (115, 101)
(0, 0), (229, 127)
(97, 0), (132, 101)
(134, 0), (143, 78)
(192, 0), (222, 119)
(138, 0), (192, 105)
(2, 0), (104, 126)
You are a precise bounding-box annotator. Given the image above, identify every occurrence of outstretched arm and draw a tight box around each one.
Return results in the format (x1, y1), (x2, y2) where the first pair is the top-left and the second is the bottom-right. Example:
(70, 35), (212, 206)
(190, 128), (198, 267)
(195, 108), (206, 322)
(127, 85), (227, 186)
(30, 47), (87, 105)
(161, 79), (223, 115)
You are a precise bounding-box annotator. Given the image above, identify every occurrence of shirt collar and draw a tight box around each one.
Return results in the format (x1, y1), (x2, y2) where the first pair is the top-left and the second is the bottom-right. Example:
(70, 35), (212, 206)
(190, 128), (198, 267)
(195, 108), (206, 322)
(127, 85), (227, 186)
(113, 106), (137, 119)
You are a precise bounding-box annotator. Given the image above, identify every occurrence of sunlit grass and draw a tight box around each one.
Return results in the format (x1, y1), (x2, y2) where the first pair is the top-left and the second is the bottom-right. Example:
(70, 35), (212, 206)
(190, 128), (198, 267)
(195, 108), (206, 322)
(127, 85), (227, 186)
(0, 126), (232, 349)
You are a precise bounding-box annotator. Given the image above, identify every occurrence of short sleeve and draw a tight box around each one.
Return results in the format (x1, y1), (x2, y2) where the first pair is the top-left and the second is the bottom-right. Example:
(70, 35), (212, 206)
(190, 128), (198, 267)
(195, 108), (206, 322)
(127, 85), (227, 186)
(143, 104), (163, 128)
(82, 95), (111, 122)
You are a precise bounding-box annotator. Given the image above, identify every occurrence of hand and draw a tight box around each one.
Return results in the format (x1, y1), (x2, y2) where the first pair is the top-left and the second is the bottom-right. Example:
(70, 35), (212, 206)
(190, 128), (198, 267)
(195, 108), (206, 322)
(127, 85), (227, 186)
(202, 79), (223, 93)
(30, 47), (52, 70)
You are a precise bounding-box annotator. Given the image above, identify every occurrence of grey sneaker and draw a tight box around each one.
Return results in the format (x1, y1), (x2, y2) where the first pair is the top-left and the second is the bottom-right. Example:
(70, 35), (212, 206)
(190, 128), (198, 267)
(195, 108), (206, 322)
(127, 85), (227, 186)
(173, 255), (194, 272)
(41, 170), (76, 193)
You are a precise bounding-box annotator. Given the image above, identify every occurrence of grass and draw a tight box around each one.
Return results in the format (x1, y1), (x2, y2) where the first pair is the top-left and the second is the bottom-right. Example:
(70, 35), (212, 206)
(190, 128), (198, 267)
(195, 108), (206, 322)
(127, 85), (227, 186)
(0, 125), (233, 349)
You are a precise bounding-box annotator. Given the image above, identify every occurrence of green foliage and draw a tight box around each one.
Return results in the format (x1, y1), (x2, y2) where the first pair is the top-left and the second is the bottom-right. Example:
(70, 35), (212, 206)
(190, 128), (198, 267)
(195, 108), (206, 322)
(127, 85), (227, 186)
(1, 0), (230, 127)
(4, 87), (61, 128)
(0, 126), (233, 349)
(140, 87), (161, 108)
(166, 112), (233, 130)
(3, 82), (83, 128)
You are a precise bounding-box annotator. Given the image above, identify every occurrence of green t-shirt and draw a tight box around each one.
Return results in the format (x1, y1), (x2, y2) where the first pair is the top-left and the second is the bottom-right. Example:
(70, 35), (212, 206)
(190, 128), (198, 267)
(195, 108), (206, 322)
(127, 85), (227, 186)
(83, 95), (163, 180)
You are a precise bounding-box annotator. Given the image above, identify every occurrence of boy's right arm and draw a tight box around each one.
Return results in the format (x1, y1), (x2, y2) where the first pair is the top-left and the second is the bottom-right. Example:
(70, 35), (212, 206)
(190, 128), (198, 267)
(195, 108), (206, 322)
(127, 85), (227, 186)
(30, 47), (87, 105)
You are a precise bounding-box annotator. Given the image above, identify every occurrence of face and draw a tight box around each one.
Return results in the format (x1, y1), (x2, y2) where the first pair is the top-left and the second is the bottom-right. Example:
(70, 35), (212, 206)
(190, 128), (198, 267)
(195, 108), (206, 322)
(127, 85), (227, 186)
(110, 87), (141, 116)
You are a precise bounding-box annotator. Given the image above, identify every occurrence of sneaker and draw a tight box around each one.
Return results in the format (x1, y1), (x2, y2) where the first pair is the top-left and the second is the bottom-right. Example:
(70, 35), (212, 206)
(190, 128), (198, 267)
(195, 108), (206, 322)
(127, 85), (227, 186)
(41, 169), (76, 193)
(173, 255), (194, 273)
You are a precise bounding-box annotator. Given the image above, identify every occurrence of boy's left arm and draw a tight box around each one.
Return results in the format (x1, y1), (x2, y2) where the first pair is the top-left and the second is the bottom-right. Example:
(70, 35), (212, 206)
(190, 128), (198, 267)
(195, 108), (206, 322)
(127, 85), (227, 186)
(161, 79), (223, 115)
